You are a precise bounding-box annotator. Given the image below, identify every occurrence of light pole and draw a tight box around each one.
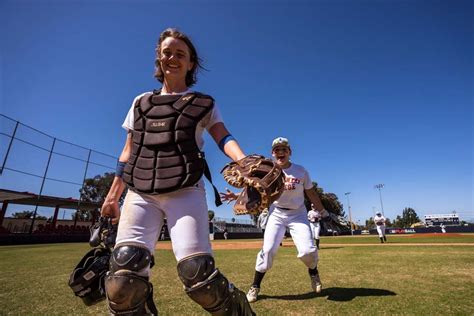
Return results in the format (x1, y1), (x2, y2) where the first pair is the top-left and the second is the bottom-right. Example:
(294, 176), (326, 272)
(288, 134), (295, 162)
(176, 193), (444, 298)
(345, 192), (353, 235)
(374, 184), (385, 216)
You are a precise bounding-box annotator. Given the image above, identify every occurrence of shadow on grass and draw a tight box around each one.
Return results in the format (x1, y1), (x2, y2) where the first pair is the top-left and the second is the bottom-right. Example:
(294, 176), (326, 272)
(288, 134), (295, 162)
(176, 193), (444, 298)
(323, 287), (397, 301)
(259, 287), (396, 302)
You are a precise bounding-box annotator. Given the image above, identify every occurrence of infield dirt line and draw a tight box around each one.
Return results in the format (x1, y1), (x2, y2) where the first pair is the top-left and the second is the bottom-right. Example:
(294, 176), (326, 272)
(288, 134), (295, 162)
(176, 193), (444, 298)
(155, 241), (474, 250)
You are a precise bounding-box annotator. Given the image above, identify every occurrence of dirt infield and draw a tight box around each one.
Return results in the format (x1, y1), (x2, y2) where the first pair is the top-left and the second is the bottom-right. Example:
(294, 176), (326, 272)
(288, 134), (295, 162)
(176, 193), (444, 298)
(155, 239), (474, 250)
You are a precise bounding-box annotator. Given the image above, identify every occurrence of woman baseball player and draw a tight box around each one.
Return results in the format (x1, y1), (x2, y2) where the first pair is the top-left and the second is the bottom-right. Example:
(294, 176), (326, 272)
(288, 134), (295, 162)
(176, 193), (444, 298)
(100, 28), (254, 315)
(307, 206), (322, 249)
(221, 137), (328, 303)
(374, 212), (387, 243)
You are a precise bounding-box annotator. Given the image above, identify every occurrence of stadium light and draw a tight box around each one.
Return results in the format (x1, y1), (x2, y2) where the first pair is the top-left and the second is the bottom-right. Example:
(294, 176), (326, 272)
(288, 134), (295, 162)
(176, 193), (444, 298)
(374, 184), (385, 216)
(344, 192), (353, 235)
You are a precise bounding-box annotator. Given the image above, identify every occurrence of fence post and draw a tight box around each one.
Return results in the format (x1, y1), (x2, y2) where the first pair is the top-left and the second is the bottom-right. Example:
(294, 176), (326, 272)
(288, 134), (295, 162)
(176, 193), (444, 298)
(0, 121), (19, 175)
(29, 138), (56, 234)
(74, 149), (92, 230)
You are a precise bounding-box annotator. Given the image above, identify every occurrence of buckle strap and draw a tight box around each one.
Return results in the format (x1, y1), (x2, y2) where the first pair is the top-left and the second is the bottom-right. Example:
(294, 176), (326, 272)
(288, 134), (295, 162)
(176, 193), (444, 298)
(203, 159), (223, 207)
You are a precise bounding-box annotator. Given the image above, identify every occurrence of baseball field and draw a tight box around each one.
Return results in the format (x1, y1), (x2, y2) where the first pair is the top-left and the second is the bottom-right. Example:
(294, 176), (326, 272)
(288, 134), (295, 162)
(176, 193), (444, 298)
(1, 234), (473, 315)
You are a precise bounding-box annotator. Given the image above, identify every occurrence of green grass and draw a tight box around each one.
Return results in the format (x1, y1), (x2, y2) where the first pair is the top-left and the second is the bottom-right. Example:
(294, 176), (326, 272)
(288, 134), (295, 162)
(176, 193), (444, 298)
(1, 238), (473, 315)
(318, 233), (474, 244)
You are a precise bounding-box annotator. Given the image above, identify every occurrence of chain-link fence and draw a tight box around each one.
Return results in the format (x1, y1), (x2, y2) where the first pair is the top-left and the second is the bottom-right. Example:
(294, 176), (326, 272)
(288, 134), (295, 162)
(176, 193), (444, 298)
(0, 114), (118, 233)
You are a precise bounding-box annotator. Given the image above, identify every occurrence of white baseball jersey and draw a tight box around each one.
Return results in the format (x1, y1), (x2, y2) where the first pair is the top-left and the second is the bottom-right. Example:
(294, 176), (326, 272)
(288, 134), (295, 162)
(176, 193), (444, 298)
(374, 214), (386, 226)
(257, 211), (269, 230)
(307, 210), (321, 223)
(374, 214), (386, 238)
(273, 163), (313, 211)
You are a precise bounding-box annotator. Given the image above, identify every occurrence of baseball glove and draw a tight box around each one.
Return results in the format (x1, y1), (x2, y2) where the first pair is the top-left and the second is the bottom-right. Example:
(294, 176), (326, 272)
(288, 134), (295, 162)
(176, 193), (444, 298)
(221, 154), (285, 215)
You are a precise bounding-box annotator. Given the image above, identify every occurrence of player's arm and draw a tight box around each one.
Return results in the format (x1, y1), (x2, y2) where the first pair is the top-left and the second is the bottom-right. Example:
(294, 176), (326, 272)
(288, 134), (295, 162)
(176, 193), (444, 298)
(101, 132), (132, 222)
(209, 122), (245, 161)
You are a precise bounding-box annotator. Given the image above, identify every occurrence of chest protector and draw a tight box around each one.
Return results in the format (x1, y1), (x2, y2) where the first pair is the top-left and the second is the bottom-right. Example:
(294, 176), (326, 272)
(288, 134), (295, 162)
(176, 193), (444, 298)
(122, 90), (214, 194)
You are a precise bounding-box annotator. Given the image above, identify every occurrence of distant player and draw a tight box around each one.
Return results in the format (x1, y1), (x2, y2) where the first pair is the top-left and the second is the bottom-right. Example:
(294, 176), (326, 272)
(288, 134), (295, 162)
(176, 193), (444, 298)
(440, 223), (446, 234)
(307, 206), (321, 249)
(257, 209), (269, 234)
(374, 212), (387, 243)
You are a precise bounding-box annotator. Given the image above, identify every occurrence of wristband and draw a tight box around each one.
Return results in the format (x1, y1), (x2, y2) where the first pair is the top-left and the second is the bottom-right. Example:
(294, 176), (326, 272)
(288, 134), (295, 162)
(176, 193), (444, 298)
(115, 161), (126, 178)
(218, 134), (235, 152)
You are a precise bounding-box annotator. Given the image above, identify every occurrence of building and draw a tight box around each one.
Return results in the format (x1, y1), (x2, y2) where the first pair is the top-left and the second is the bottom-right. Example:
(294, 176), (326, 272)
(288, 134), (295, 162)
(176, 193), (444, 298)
(424, 213), (460, 227)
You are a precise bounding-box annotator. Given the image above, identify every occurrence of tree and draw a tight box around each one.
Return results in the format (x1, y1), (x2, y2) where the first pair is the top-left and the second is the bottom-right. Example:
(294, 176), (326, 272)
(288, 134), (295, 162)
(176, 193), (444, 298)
(365, 216), (375, 229)
(208, 210), (215, 221)
(304, 182), (343, 216)
(393, 207), (420, 227)
(12, 211), (35, 219)
(74, 172), (125, 221)
(71, 209), (100, 222)
(12, 211), (46, 220)
(80, 172), (126, 204)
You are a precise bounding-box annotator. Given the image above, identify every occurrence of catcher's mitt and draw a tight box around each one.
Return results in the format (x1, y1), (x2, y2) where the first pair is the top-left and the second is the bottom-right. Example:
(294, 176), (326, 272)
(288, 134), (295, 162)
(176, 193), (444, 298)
(221, 154), (285, 215)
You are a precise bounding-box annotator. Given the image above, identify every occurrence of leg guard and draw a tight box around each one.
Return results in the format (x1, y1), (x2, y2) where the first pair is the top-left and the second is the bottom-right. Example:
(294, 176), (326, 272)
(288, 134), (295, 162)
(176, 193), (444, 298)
(177, 253), (255, 316)
(105, 245), (158, 315)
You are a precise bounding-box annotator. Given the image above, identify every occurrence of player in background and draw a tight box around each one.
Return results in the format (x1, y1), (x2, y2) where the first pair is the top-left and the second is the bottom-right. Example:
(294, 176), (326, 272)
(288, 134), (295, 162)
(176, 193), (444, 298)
(221, 137), (329, 303)
(257, 209), (269, 235)
(307, 205), (321, 249)
(374, 212), (387, 243)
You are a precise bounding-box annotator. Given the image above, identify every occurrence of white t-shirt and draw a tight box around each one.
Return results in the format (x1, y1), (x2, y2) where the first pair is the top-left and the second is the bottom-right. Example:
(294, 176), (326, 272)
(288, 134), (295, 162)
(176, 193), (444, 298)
(122, 90), (223, 150)
(272, 163), (313, 210)
(374, 215), (386, 226)
(257, 211), (269, 229)
(307, 210), (321, 223)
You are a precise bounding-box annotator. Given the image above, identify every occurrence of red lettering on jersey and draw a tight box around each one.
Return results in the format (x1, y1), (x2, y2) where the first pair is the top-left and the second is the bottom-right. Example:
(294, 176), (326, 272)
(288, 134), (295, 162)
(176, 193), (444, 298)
(284, 176), (299, 190)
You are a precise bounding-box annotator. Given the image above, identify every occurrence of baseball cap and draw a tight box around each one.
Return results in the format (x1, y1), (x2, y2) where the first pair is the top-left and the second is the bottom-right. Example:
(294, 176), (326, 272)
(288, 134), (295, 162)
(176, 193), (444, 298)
(272, 137), (290, 150)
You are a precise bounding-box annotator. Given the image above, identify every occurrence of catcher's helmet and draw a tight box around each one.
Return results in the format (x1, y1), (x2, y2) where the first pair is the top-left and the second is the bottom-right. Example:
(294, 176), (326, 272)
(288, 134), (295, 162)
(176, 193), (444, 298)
(68, 247), (111, 306)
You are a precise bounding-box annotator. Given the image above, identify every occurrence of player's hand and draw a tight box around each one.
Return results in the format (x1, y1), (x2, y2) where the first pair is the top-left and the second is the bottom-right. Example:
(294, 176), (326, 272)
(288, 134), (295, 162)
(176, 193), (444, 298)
(101, 197), (120, 224)
(219, 188), (238, 204)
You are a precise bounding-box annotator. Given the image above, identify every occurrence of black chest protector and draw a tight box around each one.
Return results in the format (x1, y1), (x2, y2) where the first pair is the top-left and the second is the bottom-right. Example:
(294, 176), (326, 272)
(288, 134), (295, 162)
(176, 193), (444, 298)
(122, 90), (214, 194)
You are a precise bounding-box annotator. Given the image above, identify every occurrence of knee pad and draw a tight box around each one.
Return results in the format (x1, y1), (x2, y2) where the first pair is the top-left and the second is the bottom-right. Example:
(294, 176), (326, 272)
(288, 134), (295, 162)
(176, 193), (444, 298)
(177, 253), (216, 287)
(105, 245), (157, 315)
(177, 254), (255, 315)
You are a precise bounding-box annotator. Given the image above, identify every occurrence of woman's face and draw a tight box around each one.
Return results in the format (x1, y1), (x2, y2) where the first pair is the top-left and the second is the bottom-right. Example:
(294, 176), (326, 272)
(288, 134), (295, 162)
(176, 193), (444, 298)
(272, 146), (291, 167)
(159, 37), (194, 84)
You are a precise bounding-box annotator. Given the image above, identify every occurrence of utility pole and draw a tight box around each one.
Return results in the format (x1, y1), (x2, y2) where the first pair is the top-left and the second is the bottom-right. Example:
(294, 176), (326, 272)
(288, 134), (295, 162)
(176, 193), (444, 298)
(374, 184), (385, 216)
(345, 192), (353, 235)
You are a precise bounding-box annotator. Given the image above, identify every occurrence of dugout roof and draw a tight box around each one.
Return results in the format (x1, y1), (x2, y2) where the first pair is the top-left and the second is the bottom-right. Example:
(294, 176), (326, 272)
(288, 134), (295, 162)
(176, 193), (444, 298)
(0, 188), (100, 210)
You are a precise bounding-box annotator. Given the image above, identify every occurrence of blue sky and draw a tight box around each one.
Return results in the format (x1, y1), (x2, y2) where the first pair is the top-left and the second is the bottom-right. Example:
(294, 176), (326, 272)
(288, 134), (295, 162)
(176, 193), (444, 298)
(1, 0), (472, 223)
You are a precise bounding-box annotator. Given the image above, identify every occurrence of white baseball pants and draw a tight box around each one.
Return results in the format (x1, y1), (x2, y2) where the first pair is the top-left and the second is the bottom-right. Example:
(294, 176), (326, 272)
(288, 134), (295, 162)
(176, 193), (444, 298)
(255, 207), (318, 273)
(115, 181), (212, 274)
(376, 225), (386, 238)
